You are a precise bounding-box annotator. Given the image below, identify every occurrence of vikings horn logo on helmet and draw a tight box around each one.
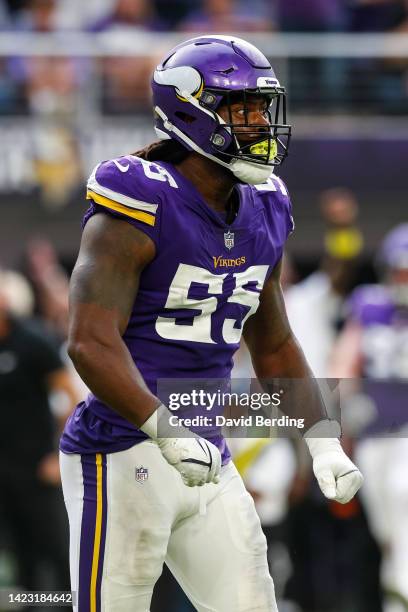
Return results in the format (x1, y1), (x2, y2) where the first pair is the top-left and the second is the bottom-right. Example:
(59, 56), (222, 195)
(153, 66), (204, 102)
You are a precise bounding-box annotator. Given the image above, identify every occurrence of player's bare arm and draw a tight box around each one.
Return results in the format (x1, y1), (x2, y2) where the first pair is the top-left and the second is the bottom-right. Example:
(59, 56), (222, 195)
(243, 259), (327, 431)
(68, 213), (160, 426)
(68, 212), (221, 487)
(244, 259), (363, 504)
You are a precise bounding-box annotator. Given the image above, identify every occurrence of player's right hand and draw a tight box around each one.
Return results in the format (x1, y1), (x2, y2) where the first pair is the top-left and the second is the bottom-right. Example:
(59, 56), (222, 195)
(140, 404), (222, 487)
(157, 436), (221, 487)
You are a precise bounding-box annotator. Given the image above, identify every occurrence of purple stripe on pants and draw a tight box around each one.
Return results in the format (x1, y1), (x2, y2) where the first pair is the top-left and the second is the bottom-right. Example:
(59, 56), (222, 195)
(79, 454), (107, 612)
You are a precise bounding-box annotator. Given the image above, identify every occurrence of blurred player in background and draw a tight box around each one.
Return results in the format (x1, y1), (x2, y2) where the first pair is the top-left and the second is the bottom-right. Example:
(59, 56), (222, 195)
(285, 187), (363, 377)
(331, 224), (408, 612)
(60, 36), (363, 612)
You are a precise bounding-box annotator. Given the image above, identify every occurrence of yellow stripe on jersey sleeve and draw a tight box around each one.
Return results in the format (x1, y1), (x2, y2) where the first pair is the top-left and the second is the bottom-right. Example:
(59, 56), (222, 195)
(86, 190), (156, 227)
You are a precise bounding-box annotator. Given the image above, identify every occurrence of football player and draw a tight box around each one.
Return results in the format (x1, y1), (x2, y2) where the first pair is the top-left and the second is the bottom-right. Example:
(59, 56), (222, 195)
(60, 36), (363, 612)
(331, 224), (408, 611)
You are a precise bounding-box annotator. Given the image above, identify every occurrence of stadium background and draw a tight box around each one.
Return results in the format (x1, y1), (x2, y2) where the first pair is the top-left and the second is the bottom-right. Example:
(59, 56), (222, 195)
(0, 0), (407, 611)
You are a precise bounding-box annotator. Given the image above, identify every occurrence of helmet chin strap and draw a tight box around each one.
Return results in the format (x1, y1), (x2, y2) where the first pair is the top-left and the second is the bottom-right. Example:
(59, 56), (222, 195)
(229, 158), (274, 185)
(154, 103), (274, 185)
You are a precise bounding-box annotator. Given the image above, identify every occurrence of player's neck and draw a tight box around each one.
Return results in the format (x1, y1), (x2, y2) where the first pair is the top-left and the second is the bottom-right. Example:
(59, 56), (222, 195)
(176, 153), (236, 214)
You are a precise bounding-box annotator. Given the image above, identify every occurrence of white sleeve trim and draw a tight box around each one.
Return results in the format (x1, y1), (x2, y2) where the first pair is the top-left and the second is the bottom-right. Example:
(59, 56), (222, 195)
(87, 165), (158, 214)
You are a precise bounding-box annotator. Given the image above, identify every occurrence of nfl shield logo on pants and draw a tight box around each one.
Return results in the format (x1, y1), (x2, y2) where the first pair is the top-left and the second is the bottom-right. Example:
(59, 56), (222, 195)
(224, 231), (234, 250)
(135, 466), (149, 484)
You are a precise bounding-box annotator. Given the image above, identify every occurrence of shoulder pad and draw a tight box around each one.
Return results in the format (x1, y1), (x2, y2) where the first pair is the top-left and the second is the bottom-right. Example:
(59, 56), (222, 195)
(347, 285), (395, 326)
(252, 175), (294, 236)
(86, 156), (179, 227)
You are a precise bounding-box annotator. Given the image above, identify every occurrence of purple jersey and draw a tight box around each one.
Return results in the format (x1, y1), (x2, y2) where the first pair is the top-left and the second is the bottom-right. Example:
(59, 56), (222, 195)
(348, 284), (408, 378)
(60, 155), (294, 462)
(347, 284), (408, 435)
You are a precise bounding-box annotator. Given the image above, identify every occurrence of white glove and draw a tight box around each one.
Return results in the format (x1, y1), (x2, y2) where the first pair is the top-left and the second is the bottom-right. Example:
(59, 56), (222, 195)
(305, 420), (363, 504)
(140, 405), (221, 487)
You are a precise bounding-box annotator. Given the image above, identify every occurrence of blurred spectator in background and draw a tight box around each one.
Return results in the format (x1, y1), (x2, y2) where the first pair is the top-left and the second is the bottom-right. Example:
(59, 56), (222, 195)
(236, 0), (274, 21)
(0, 266), (79, 595)
(19, 55), (80, 116)
(3, 0), (87, 205)
(89, 0), (164, 32)
(179, 0), (274, 33)
(348, 0), (408, 111)
(9, 0), (85, 117)
(99, 50), (158, 112)
(4, 0), (114, 29)
(275, 0), (349, 110)
(276, 0), (347, 32)
(3, 0), (25, 20)
(349, 0), (407, 32)
(0, 0), (10, 27)
(330, 224), (408, 612)
(154, 0), (199, 29)
(24, 239), (70, 340)
(89, 0), (164, 112)
(31, 125), (82, 207)
(0, 57), (24, 114)
(0, 268), (34, 318)
(23, 237), (89, 399)
(14, 0), (61, 32)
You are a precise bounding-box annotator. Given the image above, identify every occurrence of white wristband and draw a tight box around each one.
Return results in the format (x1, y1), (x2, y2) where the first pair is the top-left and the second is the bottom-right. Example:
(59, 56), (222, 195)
(139, 405), (162, 439)
(139, 404), (192, 440)
(304, 419), (342, 458)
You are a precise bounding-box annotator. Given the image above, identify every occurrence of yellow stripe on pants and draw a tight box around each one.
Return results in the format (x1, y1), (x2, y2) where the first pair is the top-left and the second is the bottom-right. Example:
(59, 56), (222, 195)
(90, 453), (103, 612)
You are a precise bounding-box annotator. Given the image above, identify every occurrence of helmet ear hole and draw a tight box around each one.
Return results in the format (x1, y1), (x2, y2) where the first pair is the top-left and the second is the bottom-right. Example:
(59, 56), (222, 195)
(175, 111), (197, 124)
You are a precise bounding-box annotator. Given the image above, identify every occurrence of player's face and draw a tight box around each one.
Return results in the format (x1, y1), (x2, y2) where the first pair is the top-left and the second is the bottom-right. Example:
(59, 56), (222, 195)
(217, 94), (270, 146)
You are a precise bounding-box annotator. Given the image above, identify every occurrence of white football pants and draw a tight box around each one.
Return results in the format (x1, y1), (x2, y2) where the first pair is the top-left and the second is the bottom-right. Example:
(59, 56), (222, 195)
(60, 440), (277, 612)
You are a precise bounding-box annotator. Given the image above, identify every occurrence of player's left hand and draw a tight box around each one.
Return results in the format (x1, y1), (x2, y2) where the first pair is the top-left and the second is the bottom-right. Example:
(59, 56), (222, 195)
(305, 420), (363, 504)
